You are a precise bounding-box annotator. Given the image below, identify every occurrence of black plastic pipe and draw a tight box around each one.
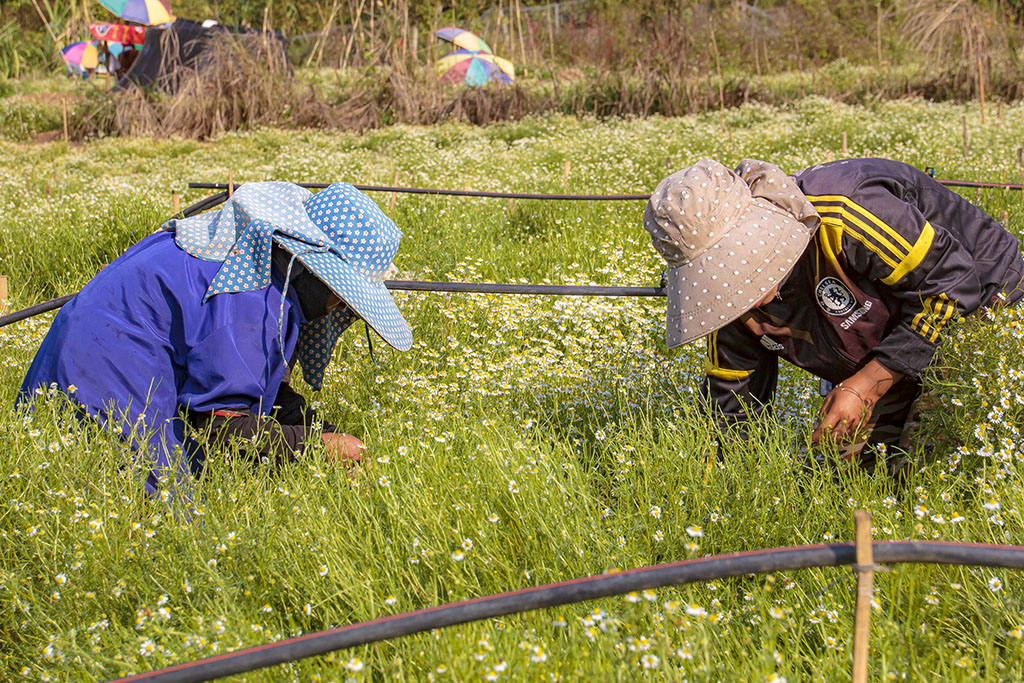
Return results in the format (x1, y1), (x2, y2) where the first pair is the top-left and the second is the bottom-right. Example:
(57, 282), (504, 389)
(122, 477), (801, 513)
(934, 179), (1024, 191)
(105, 540), (1024, 683)
(5, 169), (1019, 328)
(188, 177), (1024, 199)
(187, 181), (650, 201)
(383, 281), (665, 297)
(0, 281), (665, 329)
(0, 293), (75, 327)
(0, 191), (225, 329)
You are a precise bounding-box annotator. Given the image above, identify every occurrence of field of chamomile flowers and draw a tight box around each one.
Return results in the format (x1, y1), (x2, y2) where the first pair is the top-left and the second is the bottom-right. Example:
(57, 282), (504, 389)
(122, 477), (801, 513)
(3, 97), (1024, 681)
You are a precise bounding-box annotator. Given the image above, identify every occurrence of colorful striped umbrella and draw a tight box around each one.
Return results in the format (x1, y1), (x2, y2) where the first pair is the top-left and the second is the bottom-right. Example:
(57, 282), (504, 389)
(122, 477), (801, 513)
(435, 26), (492, 54)
(61, 41), (99, 70)
(89, 23), (147, 45)
(436, 49), (514, 87)
(98, 0), (173, 26)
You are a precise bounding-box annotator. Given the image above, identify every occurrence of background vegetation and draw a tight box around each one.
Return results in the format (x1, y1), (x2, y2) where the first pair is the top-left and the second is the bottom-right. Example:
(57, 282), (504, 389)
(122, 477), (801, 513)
(3, 0), (1024, 140)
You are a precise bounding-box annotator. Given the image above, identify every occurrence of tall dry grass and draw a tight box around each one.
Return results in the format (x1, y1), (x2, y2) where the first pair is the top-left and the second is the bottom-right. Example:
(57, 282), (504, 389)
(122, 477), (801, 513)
(73, 26), (545, 140)
(900, 0), (1024, 100)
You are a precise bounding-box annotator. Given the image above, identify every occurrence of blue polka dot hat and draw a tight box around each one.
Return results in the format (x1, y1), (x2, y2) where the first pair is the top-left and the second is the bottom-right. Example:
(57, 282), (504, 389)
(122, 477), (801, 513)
(161, 181), (413, 389)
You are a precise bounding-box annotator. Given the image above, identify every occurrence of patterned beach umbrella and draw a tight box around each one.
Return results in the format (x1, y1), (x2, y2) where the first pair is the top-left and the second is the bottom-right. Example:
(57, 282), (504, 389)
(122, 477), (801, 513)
(436, 49), (515, 87)
(61, 41), (99, 70)
(98, 0), (173, 26)
(435, 26), (493, 54)
(89, 23), (147, 45)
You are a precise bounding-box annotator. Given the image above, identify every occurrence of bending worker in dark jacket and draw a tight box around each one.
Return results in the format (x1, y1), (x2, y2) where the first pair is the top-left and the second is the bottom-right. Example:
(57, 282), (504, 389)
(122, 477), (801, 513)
(643, 158), (1024, 473)
(19, 182), (413, 495)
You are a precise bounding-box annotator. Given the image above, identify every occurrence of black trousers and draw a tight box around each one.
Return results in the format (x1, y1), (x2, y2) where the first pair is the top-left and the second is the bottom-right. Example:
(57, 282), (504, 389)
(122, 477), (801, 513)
(187, 382), (336, 465)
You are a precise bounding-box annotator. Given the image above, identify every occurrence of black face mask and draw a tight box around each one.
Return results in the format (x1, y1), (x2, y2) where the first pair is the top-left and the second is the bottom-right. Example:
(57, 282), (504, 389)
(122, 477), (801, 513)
(291, 270), (335, 321)
(272, 248), (340, 321)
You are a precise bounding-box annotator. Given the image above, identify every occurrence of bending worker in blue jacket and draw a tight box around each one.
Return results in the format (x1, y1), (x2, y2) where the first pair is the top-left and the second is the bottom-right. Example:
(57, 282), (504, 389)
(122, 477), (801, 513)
(18, 182), (413, 495)
(643, 158), (1024, 474)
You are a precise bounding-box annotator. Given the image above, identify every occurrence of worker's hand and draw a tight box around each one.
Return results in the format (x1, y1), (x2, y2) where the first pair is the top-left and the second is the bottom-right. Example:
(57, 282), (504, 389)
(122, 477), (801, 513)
(813, 359), (904, 447)
(813, 385), (871, 445)
(321, 433), (367, 468)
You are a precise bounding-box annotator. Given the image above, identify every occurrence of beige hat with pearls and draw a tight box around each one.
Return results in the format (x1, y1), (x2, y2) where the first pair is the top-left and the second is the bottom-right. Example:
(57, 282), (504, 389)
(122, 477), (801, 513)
(643, 158), (820, 348)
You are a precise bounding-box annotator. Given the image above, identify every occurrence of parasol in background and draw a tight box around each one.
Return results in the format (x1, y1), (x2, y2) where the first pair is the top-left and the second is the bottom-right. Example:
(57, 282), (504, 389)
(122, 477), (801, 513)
(434, 26), (514, 87)
(435, 26), (493, 54)
(61, 41), (99, 70)
(89, 23), (147, 45)
(98, 0), (174, 26)
(436, 49), (514, 86)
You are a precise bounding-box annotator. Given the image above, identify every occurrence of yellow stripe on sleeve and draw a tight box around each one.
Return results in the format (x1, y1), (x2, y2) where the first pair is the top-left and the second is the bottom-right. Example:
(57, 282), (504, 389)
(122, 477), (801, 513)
(928, 295), (955, 342)
(818, 216), (901, 272)
(911, 294), (956, 343)
(882, 221), (935, 285)
(810, 196), (936, 286)
(805, 194), (913, 252)
(911, 297), (933, 338)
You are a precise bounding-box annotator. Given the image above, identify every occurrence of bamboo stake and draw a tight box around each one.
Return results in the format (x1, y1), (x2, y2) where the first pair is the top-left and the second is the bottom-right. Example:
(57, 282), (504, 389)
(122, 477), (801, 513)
(842, 130), (848, 156)
(228, 171), (235, 197)
(28, 0), (60, 48)
(305, 0), (339, 68)
(496, 0), (504, 55)
(342, 0), (369, 69)
(0, 275), (8, 316)
(875, 0), (882, 66)
(515, 0), (526, 67)
(431, 2), (440, 64)
(709, 18), (726, 133)
(546, 2), (555, 62)
(562, 159), (571, 186)
(61, 98), (68, 142)
(852, 510), (874, 683)
(172, 192), (180, 216)
(977, 56), (986, 125)
(402, 0), (409, 60)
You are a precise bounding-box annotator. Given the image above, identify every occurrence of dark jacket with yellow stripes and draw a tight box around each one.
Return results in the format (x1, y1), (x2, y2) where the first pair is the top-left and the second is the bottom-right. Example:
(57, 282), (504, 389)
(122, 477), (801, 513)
(703, 158), (1024, 426)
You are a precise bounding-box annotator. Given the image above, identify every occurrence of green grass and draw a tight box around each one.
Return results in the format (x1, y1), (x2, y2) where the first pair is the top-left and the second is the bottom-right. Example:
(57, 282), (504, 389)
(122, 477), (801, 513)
(2, 98), (1024, 681)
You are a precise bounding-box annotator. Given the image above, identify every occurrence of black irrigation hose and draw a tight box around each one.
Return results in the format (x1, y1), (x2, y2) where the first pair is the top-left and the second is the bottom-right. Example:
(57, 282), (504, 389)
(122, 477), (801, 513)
(383, 281), (665, 297)
(0, 183), (663, 330)
(107, 540), (1024, 683)
(0, 282), (665, 329)
(0, 294), (75, 328)
(935, 179), (1024, 191)
(0, 191), (231, 330)
(4, 171), (1019, 328)
(187, 181), (651, 200)
(188, 177), (1024, 199)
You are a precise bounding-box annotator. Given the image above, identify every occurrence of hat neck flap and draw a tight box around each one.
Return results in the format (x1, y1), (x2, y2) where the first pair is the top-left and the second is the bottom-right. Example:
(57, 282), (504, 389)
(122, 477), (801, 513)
(159, 182), (357, 390)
